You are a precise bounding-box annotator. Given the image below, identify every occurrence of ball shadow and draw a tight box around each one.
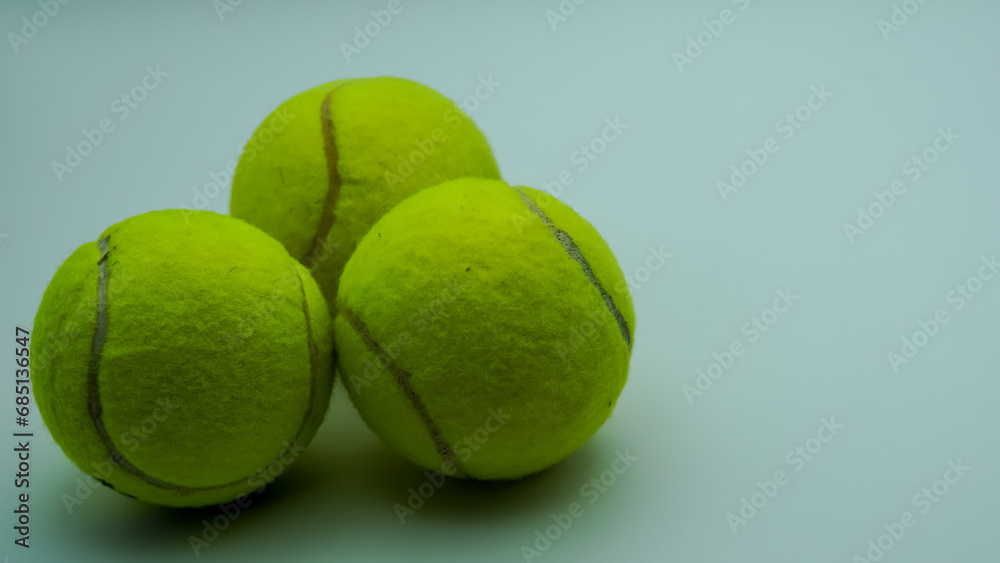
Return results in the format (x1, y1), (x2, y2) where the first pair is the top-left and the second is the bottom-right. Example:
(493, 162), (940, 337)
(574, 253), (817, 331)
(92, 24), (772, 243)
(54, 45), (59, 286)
(329, 427), (619, 525)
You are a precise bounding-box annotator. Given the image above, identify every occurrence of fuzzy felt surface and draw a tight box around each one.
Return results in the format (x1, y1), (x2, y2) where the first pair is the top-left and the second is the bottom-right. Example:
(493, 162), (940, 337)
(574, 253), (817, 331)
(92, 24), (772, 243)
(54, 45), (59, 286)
(229, 76), (502, 313)
(30, 210), (334, 507)
(335, 179), (634, 480)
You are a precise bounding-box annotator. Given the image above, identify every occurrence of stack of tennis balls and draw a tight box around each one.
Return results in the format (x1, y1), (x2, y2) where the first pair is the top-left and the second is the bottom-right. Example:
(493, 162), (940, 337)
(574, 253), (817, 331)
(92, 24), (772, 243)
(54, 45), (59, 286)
(231, 76), (635, 479)
(31, 75), (633, 509)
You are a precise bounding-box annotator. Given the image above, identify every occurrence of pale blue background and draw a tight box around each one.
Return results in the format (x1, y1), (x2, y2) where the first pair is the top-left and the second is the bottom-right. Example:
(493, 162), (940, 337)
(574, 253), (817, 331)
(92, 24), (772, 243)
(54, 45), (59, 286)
(1, 1), (998, 562)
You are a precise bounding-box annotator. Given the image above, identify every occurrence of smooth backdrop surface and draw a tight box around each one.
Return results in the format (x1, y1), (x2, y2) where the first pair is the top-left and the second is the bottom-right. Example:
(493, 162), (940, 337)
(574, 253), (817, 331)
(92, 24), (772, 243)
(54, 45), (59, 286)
(1, 1), (997, 562)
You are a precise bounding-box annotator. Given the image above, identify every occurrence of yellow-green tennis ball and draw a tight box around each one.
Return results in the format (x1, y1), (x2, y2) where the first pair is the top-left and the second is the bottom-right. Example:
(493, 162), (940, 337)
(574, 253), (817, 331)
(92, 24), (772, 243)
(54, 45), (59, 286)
(335, 178), (635, 480)
(30, 210), (334, 507)
(230, 76), (502, 312)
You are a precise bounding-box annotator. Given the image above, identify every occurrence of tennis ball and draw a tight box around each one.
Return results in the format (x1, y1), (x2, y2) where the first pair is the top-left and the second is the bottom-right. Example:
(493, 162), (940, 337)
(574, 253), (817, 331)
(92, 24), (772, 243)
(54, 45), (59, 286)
(230, 76), (502, 312)
(335, 178), (635, 480)
(30, 210), (334, 507)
